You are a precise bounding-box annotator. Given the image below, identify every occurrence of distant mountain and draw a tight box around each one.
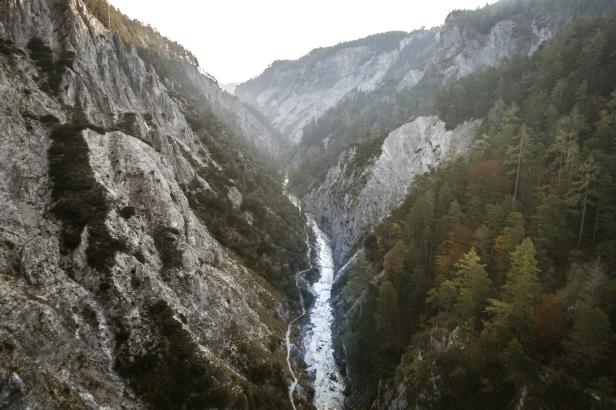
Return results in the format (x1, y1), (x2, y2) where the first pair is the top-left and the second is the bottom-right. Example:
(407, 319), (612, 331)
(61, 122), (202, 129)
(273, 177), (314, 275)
(239, 0), (616, 146)
(236, 0), (562, 144)
(221, 82), (239, 95)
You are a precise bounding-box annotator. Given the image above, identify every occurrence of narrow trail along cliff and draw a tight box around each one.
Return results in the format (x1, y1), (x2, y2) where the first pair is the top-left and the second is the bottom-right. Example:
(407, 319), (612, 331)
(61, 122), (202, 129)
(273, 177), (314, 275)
(285, 228), (311, 410)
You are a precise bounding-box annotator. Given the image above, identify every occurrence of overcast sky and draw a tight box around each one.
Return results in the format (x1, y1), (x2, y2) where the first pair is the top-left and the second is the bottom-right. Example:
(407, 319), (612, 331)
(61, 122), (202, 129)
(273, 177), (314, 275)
(108, 0), (497, 84)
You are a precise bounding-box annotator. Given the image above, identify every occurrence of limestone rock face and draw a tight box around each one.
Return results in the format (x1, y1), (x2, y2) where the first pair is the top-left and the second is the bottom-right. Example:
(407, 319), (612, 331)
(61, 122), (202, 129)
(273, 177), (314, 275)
(159, 54), (288, 158)
(0, 0), (296, 408)
(303, 116), (480, 264)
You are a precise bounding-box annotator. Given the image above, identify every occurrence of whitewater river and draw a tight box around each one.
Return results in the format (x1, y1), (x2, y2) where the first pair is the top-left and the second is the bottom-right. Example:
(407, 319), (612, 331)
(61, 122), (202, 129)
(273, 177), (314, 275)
(302, 216), (345, 409)
(285, 180), (345, 409)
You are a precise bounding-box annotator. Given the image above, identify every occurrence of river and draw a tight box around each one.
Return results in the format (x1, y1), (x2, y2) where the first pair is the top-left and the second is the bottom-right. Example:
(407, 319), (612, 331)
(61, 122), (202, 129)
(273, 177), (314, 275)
(302, 216), (345, 409)
(285, 180), (345, 409)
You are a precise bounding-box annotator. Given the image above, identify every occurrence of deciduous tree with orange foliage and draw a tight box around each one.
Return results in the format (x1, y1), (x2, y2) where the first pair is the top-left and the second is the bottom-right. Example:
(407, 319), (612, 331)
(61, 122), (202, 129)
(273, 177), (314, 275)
(533, 294), (565, 356)
(434, 225), (473, 277)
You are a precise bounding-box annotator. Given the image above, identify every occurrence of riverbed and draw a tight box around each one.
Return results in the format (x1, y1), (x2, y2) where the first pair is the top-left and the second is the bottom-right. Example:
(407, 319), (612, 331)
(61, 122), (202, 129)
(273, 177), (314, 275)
(302, 216), (345, 409)
(285, 178), (345, 409)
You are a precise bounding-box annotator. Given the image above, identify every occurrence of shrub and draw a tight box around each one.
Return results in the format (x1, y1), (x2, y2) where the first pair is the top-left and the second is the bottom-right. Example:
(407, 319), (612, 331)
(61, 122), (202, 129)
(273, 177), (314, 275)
(116, 300), (232, 409)
(152, 226), (183, 270)
(0, 36), (23, 57)
(48, 107), (126, 273)
(113, 112), (139, 137)
(119, 206), (136, 219)
(27, 37), (74, 95)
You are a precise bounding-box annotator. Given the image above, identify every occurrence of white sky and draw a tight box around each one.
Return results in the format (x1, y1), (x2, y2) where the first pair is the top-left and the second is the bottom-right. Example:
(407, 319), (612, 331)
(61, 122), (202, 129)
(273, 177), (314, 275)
(108, 0), (497, 84)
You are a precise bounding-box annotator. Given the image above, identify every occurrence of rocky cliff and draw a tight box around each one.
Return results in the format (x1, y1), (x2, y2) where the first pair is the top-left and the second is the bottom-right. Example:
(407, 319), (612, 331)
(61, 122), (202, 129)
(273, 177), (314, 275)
(303, 116), (480, 265)
(0, 0), (307, 408)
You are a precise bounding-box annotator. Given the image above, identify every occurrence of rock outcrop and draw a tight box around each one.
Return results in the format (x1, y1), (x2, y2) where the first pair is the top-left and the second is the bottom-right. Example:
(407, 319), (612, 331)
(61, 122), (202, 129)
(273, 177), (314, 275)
(303, 116), (480, 264)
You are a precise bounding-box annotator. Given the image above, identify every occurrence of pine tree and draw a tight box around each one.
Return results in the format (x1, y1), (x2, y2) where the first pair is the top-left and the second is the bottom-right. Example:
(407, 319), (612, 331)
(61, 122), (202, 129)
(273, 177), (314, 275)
(504, 124), (531, 201)
(564, 305), (611, 371)
(428, 249), (492, 328)
(569, 157), (599, 246)
(436, 183), (455, 215)
(486, 238), (542, 344)
(419, 226), (434, 264)
(530, 194), (566, 268)
(492, 103), (521, 157)
(437, 200), (463, 241)
(549, 108), (586, 189)
(406, 191), (435, 240)
(472, 224), (493, 265)
(493, 211), (526, 276)
(348, 253), (373, 302)
(383, 240), (408, 275)
(375, 281), (400, 349)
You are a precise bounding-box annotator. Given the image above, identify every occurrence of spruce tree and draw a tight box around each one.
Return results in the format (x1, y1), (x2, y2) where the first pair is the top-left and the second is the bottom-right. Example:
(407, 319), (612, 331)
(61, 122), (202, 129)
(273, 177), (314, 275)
(486, 238), (542, 344)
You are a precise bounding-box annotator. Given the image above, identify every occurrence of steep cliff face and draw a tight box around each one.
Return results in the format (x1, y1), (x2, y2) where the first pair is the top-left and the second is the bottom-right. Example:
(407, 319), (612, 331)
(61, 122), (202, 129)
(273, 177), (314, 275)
(237, 9), (553, 144)
(303, 116), (480, 264)
(0, 1), (305, 408)
(139, 48), (288, 158)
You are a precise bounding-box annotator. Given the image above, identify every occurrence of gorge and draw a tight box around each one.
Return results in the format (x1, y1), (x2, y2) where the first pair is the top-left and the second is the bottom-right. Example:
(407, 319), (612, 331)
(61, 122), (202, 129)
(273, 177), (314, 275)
(301, 217), (345, 409)
(2, 0), (616, 409)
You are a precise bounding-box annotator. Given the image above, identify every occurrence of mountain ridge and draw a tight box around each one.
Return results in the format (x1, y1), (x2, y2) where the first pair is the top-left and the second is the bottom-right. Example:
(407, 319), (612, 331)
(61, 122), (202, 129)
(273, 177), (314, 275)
(235, 0), (565, 145)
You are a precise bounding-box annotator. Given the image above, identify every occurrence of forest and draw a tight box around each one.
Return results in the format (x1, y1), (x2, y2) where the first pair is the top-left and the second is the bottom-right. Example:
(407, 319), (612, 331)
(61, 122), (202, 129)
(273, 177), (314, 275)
(336, 12), (616, 409)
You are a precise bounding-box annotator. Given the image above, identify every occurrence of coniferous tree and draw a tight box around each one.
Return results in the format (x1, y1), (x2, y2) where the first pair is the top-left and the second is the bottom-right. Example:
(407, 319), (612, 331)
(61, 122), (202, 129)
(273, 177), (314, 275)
(376, 281), (400, 350)
(428, 248), (492, 328)
(486, 238), (542, 344)
(564, 305), (611, 371)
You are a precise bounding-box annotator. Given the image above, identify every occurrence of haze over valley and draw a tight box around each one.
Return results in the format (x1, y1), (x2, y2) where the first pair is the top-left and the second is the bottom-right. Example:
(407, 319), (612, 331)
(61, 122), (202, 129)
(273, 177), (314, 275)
(1, 0), (616, 409)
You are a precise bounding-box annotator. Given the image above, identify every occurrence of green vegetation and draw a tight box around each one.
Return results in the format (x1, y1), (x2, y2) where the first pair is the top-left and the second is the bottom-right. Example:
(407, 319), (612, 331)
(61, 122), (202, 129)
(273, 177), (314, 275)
(152, 226), (183, 270)
(116, 300), (233, 409)
(112, 112), (139, 137)
(119, 206), (136, 219)
(337, 13), (616, 408)
(224, 323), (290, 409)
(81, 305), (99, 330)
(116, 300), (290, 410)
(27, 37), (75, 95)
(48, 106), (128, 273)
(0, 35), (23, 57)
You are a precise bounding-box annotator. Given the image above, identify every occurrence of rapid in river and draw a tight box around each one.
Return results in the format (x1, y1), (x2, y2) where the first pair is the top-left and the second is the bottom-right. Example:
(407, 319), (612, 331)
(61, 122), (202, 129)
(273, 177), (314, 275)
(285, 179), (345, 409)
(302, 216), (345, 409)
